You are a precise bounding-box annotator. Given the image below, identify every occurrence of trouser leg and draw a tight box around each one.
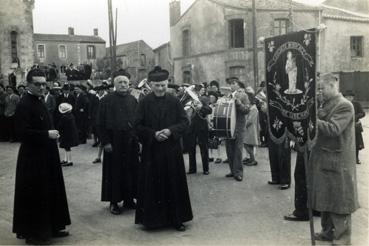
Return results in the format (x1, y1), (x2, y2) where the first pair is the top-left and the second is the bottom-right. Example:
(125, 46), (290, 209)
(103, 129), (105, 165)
(232, 136), (244, 177)
(198, 131), (209, 173)
(268, 140), (280, 182)
(188, 132), (197, 172)
(225, 139), (235, 174)
(294, 152), (308, 217)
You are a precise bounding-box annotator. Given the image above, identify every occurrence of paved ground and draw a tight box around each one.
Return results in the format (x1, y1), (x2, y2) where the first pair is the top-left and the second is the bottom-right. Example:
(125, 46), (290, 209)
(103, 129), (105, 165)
(0, 114), (368, 245)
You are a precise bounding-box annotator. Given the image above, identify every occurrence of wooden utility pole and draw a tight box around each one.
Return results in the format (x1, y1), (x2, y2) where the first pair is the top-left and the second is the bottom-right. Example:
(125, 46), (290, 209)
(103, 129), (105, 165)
(108, 0), (117, 74)
(252, 0), (258, 88)
(288, 0), (293, 32)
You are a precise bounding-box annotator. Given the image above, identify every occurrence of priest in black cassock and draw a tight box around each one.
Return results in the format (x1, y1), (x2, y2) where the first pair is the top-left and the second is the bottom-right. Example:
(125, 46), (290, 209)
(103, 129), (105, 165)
(13, 68), (71, 245)
(134, 66), (193, 231)
(97, 69), (139, 215)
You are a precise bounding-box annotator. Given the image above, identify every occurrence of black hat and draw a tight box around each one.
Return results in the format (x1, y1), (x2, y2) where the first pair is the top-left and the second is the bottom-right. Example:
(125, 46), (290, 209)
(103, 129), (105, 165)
(112, 69), (131, 80)
(226, 77), (239, 84)
(209, 80), (219, 88)
(148, 66), (169, 82)
(259, 81), (266, 87)
(62, 84), (70, 91)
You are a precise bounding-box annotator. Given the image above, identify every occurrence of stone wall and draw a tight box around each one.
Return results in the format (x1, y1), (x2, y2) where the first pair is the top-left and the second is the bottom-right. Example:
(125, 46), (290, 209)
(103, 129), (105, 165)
(0, 0), (35, 85)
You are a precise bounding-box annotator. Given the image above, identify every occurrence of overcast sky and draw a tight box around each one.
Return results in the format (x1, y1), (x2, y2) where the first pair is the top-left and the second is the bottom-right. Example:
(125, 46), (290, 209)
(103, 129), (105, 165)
(33, 0), (325, 49)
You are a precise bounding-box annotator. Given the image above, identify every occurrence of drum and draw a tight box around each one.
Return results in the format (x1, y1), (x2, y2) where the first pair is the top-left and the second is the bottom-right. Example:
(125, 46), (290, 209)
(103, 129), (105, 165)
(213, 99), (236, 138)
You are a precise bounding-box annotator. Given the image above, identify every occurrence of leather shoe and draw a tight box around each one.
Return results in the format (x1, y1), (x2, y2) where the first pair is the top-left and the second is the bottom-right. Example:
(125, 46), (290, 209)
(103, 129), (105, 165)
(268, 180), (280, 185)
(223, 159), (229, 163)
(203, 171), (209, 175)
(174, 224), (186, 231)
(52, 230), (69, 238)
(187, 171), (196, 174)
(61, 162), (73, 167)
(279, 184), (290, 190)
(245, 160), (258, 166)
(209, 158), (214, 162)
(225, 173), (233, 178)
(92, 158), (101, 164)
(110, 203), (121, 215)
(16, 234), (25, 239)
(284, 214), (309, 221)
(234, 175), (243, 181)
(314, 232), (333, 241)
(214, 158), (222, 164)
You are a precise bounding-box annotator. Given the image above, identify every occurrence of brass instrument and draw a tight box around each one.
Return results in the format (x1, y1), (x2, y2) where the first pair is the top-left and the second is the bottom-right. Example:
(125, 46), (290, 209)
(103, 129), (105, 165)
(179, 85), (204, 120)
(137, 78), (151, 95)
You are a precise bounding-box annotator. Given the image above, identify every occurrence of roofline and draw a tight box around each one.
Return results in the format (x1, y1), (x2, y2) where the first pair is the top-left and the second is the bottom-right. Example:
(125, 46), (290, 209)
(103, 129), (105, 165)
(153, 42), (170, 51)
(321, 3), (369, 18)
(112, 39), (152, 49)
(175, 0), (320, 24)
(33, 33), (106, 43)
(322, 14), (369, 22)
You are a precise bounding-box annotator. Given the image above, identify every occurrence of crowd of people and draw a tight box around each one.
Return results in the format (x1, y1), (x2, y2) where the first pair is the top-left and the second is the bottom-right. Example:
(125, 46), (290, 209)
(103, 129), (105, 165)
(0, 65), (365, 245)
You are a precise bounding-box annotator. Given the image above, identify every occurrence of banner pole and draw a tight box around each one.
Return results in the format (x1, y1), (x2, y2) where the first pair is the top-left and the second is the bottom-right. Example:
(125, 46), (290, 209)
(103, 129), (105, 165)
(304, 149), (315, 245)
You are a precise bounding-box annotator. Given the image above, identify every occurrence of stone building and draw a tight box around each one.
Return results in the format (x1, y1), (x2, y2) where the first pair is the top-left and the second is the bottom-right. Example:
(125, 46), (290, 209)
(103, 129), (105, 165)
(108, 40), (155, 83)
(0, 0), (35, 86)
(169, 0), (369, 92)
(153, 42), (174, 81)
(34, 27), (106, 72)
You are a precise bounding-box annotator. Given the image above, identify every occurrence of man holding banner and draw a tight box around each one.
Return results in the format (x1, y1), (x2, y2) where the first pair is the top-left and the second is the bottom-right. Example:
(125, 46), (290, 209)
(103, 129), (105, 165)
(310, 73), (359, 244)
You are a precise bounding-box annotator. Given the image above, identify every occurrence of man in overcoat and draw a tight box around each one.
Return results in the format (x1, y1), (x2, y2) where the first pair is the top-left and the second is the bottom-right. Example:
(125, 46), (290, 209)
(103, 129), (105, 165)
(134, 66), (193, 231)
(310, 73), (359, 244)
(12, 68), (71, 245)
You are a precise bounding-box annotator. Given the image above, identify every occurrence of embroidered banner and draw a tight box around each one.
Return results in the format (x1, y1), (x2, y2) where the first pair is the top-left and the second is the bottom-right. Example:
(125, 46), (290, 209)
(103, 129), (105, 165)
(264, 30), (317, 151)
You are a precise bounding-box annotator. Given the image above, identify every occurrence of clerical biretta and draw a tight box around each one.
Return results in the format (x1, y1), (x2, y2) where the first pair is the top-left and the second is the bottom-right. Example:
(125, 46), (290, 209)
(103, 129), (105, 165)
(134, 66), (193, 231)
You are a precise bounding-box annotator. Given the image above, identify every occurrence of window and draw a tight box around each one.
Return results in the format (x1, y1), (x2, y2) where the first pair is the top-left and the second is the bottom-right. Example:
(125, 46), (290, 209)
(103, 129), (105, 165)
(183, 71), (191, 84)
(59, 45), (67, 59)
(351, 36), (363, 57)
(87, 45), (96, 59)
(37, 44), (45, 58)
(122, 55), (128, 68)
(229, 19), (244, 48)
(182, 29), (190, 57)
(274, 19), (289, 35)
(229, 66), (246, 83)
(140, 54), (146, 66)
(10, 31), (18, 62)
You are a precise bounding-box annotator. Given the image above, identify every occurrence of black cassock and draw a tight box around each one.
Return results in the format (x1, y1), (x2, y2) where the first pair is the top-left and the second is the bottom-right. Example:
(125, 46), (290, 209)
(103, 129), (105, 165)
(97, 92), (139, 203)
(134, 93), (193, 229)
(13, 93), (71, 239)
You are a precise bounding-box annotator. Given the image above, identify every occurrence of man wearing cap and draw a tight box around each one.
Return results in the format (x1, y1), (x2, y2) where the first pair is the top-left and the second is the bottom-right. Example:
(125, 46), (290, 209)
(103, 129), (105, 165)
(13, 68), (71, 245)
(74, 84), (90, 144)
(224, 77), (250, 182)
(135, 66), (193, 231)
(311, 73), (359, 244)
(97, 69), (139, 215)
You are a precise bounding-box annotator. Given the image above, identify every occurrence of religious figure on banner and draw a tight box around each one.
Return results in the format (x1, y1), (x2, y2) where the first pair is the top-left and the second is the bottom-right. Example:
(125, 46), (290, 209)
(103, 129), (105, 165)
(285, 51), (302, 95)
(265, 29), (317, 151)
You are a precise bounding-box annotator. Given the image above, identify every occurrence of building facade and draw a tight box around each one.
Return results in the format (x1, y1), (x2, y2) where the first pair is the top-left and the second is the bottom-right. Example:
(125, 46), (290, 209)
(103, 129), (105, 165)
(153, 42), (174, 82)
(169, 0), (369, 90)
(108, 40), (155, 83)
(34, 27), (106, 71)
(0, 0), (35, 86)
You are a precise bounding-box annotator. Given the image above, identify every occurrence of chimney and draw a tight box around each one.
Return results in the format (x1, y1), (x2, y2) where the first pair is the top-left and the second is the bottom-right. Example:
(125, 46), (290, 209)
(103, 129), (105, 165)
(169, 0), (181, 26)
(68, 27), (74, 35)
(93, 28), (99, 36)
